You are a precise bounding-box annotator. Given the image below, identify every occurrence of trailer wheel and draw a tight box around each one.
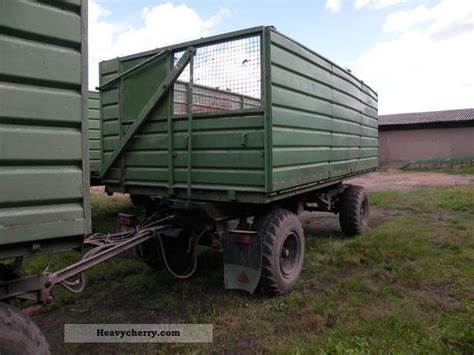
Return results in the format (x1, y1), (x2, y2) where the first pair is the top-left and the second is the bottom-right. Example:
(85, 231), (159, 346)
(338, 185), (369, 236)
(255, 209), (305, 295)
(0, 303), (50, 355)
(133, 239), (162, 271)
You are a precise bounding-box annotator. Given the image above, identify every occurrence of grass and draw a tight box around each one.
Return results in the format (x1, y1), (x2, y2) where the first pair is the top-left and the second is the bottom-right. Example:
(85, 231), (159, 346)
(91, 193), (139, 233)
(401, 165), (474, 175)
(19, 188), (474, 354)
(370, 187), (474, 214)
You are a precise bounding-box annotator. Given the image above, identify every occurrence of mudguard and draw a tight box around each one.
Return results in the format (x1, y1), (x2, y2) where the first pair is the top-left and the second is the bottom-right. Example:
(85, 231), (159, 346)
(223, 230), (261, 293)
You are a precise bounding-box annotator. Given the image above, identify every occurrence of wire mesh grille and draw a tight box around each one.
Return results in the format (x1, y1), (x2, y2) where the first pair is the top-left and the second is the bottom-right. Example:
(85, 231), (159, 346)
(173, 35), (261, 115)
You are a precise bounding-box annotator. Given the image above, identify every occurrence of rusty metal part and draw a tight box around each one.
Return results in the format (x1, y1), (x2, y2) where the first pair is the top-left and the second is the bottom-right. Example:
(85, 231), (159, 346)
(21, 304), (44, 317)
(0, 214), (175, 304)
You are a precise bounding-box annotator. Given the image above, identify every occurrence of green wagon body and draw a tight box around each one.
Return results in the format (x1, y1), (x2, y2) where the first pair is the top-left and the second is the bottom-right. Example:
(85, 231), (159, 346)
(0, 0), (90, 259)
(88, 91), (101, 181)
(100, 26), (378, 204)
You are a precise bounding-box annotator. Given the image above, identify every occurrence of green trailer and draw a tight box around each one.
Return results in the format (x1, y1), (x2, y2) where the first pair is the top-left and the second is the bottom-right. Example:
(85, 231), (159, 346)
(88, 90), (102, 184)
(0, 1), (89, 352)
(99, 26), (378, 203)
(0, 0), (90, 260)
(98, 26), (378, 294)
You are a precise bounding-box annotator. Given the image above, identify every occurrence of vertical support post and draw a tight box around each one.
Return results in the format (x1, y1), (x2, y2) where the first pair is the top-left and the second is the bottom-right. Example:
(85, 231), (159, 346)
(186, 54), (194, 198)
(262, 27), (273, 193)
(118, 63), (125, 191)
(167, 54), (174, 193)
(80, 1), (91, 234)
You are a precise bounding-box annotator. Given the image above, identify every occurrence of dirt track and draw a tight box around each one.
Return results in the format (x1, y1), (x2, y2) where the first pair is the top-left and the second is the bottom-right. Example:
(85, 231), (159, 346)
(349, 171), (474, 192)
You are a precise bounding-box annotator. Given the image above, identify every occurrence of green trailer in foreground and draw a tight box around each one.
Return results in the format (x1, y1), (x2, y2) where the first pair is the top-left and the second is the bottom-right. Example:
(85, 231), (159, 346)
(0, 1), (89, 353)
(0, 0), (90, 260)
(98, 26), (378, 293)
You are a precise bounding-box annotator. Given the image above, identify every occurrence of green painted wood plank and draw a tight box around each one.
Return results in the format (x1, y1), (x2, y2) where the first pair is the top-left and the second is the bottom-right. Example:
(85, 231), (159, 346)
(123, 167), (264, 186)
(0, 83), (81, 124)
(0, 203), (84, 227)
(273, 162), (329, 191)
(0, 36), (81, 85)
(0, 125), (82, 161)
(0, 167), (84, 204)
(271, 32), (332, 71)
(0, 0), (80, 44)
(273, 128), (332, 147)
(1, 219), (85, 245)
(272, 86), (333, 117)
(273, 148), (331, 167)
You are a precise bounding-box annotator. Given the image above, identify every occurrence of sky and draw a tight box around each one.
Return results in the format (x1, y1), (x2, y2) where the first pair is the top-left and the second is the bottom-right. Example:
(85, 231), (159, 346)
(89, 0), (474, 114)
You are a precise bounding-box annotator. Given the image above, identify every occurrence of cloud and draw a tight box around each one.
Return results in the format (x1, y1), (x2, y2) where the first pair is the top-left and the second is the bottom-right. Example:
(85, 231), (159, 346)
(88, 1), (229, 89)
(355, 0), (474, 114)
(382, 5), (430, 32)
(325, 0), (343, 13)
(355, 0), (412, 10)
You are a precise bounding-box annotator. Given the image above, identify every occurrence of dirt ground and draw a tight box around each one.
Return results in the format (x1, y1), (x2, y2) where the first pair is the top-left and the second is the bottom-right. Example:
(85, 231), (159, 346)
(349, 170), (474, 191)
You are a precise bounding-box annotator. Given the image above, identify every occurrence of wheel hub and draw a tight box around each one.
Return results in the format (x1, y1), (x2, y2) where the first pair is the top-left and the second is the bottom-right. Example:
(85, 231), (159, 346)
(279, 231), (300, 279)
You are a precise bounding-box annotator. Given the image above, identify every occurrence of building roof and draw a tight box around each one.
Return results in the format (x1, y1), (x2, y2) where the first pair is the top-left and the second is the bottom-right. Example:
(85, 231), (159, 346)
(379, 108), (474, 129)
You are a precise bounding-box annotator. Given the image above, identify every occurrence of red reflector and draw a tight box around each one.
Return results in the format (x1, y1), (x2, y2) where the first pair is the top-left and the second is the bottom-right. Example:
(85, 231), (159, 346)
(230, 234), (251, 245)
(118, 213), (137, 227)
(238, 271), (249, 283)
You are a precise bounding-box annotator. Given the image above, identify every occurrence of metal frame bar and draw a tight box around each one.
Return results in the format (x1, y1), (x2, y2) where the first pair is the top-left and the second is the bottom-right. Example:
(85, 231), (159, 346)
(117, 26), (265, 63)
(0, 226), (169, 303)
(80, 0), (91, 234)
(167, 52), (175, 193)
(262, 27), (273, 193)
(118, 57), (126, 190)
(50, 232), (158, 284)
(97, 49), (170, 91)
(186, 54), (194, 198)
(100, 47), (196, 177)
(104, 168), (376, 205)
(136, 107), (264, 122)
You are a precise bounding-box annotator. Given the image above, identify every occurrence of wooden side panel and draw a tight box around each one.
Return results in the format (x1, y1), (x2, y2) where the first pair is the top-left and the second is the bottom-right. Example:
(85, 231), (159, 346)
(270, 31), (378, 191)
(0, 0), (89, 256)
(88, 91), (101, 176)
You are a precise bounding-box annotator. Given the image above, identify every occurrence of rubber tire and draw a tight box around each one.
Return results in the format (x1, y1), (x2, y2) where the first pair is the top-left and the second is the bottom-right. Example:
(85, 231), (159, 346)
(338, 185), (369, 237)
(0, 302), (50, 355)
(140, 234), (193, 275)
(134, 239), (163, 271)
(256, 209), (305, 296)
